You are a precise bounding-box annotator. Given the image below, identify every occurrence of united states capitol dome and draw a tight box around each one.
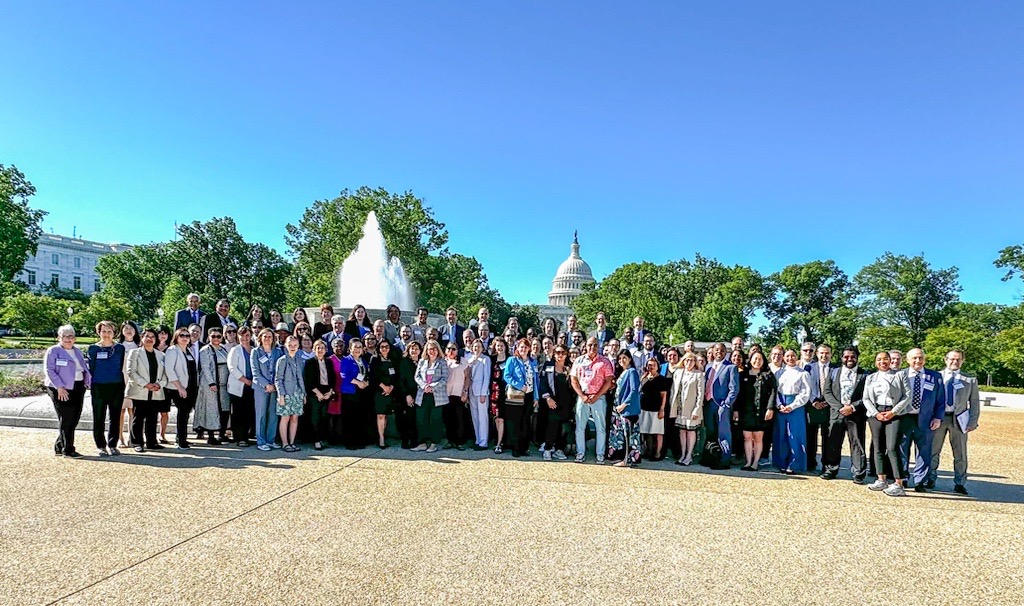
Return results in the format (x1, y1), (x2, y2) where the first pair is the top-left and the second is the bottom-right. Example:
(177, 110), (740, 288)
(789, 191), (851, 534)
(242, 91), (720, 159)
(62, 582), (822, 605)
(547, 232), (594, 307)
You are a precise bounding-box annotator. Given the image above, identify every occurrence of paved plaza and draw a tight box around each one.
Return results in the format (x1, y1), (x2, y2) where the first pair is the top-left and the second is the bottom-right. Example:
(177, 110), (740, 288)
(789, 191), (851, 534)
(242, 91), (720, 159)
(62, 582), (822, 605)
(2, 407), (1023, 605)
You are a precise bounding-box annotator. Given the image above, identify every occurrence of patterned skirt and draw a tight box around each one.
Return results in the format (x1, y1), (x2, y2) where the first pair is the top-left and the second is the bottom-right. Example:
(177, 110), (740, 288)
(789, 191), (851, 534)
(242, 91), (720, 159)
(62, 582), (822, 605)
(608, 412), (642, 465)
(278, 394), (304, 417)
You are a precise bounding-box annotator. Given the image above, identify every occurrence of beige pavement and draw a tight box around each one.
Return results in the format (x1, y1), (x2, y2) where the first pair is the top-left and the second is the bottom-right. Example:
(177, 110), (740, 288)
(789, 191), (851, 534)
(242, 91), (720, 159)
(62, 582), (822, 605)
(2, 408), (1023, 606)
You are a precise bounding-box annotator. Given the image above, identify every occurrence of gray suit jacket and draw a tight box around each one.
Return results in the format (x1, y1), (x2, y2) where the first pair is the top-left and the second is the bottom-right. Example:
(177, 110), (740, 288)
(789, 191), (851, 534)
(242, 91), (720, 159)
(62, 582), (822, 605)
(943, 371), (981, 431)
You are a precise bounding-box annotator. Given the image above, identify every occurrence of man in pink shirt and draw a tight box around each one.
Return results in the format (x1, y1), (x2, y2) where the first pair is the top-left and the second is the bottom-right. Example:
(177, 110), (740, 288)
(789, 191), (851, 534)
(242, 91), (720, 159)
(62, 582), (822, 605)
(571, 337), (615, 463)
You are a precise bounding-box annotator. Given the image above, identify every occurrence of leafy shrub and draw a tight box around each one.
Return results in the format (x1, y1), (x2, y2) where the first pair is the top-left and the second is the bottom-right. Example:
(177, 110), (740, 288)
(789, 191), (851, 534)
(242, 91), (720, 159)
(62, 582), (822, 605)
(0, 370), (45, 398)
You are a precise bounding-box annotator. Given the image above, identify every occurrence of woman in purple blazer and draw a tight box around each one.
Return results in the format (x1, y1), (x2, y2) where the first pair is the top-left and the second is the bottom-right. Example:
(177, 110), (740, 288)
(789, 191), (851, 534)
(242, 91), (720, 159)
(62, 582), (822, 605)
(44, 324), (92, 458)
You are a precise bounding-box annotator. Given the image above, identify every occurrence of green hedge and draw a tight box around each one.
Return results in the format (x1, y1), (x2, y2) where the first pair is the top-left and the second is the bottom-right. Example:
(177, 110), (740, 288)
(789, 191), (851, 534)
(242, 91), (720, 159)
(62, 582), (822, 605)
(980, 386), (1024, 395)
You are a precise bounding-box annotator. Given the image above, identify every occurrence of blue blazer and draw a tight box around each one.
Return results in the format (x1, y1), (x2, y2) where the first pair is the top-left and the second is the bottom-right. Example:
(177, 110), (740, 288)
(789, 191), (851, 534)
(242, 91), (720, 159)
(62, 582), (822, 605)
(705, 361), (739, 408)
(615, 367), (641, 416)
(503, 356), (532, 394)
(894, 368), (946, 423)
(174, 308), (205, 331)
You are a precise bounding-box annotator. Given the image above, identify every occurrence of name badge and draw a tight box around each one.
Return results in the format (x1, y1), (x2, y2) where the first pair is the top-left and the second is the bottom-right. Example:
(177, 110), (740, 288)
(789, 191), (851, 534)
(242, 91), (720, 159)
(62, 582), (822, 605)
(56, 359), (69, 367)
(96, 352), (109, 360)
(259, 356), (269, 364)
(583, 369), (594, 378)
(923, 382), (934, 391)
(356, 373), (364, 382)
(413, 328), (423, 335)
(953, 380), (964, 390)
(388, 368), (396, 376)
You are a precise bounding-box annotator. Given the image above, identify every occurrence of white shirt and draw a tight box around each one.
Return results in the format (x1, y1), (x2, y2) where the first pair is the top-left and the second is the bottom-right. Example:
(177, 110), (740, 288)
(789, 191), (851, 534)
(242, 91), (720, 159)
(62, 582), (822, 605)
(776, 366), (811, 410)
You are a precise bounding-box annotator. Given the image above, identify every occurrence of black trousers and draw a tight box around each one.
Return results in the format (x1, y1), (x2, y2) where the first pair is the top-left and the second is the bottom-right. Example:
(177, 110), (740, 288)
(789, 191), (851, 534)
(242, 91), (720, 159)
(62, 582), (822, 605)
(762, 415), (775, 460)
(504, 394), (533, 455)
(47, 382), (85, 455)
(230, 386), (255, 443)
(663, 416), (681, 459)
(443, 396), (468, 445)
(823, 410), (867, 479)
(543, 407), (569, 451)
(395, 397), (417, 447)
(806, 410), (829, 469)
(534, 400), (549, 446)
(309, 396), (330, 443)
(130, 398), (159, 448)
(341, 393), (366, 449)
(168, 387), (197, 445)
(91, 382), (124, 449)
(868, 415), (902, 480)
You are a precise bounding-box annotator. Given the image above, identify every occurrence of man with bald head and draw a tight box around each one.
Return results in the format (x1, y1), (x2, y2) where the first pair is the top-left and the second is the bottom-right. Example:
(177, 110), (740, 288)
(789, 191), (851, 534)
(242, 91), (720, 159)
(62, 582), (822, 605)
(892, 348), (945, 493)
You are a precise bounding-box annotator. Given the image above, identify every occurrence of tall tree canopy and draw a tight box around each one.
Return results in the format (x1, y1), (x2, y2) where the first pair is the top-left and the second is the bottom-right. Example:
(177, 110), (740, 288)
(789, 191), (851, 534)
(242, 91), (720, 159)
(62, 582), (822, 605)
(0, 165), (47, 282)
(853, 252), (960, 345)
(572, 255), (767, 342)
(764, 260), (858, 348)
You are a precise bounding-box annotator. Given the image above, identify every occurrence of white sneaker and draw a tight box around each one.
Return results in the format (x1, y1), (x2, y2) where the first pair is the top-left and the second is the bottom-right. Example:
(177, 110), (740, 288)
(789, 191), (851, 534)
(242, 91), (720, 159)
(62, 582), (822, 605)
(411, 444), (427, 452)
(868, 479), (887, 491)
(425, 443), (438, 453)
(543, 450), (552, 461)
(883, 484), (906, 497)
(575, 452), (586, 463)
(538, 442), (546, 452)
(257, 444), (271, 452)
(596, 455), (605, 464)
(269, 443), (281, 450)
(553, 450), (568, 460)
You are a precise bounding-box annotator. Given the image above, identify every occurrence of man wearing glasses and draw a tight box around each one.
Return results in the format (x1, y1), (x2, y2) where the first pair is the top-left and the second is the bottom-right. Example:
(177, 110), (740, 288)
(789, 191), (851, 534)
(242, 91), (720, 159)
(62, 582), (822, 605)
(571, 337), (614, 463)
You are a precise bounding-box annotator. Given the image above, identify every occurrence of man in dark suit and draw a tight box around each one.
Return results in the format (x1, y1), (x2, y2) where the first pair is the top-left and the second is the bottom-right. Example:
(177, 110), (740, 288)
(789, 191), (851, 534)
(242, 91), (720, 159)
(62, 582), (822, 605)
(892, 347), (946, 493)
(821, 345), (869, 483)
(438, 306), (464, 350)
(805, 343), (838, 472)
(631, 316), (649, 348)
(589, 311), (615, 350)
(173, 293), (205, 331)
(200, 299), (239, 342)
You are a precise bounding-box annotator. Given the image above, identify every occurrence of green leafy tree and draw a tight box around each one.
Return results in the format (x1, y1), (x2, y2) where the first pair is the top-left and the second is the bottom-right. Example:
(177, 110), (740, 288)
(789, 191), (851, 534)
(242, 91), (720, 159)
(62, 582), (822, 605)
(285, 187), (448, 307)
(0, 165), (47, 282)
(765, 260), (858, 347)
(995, 326), (1024, 378)
(509, 303), (541, 333)
(78, 291), (135, 334)
(158, 276), (196, 325)
(0, 293), (76, 335)
(922, 324), (998, 382)
(994, 244), (1024, 285)
(96, 244), (173, 321)
(853, 252), (960, 345)
(572, 255), (766, 341)
(856, 325), (915, 370)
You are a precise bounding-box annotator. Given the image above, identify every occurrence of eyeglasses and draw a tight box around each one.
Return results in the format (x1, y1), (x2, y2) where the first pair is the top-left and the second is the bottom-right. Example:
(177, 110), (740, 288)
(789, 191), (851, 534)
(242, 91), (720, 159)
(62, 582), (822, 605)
(210, 335), (222, 340)
(801, 348), (813, 352)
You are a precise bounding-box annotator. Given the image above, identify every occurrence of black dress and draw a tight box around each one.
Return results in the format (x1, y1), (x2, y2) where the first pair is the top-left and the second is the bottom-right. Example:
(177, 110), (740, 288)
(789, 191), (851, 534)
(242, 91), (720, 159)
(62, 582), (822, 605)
(740, 369), (777, 432)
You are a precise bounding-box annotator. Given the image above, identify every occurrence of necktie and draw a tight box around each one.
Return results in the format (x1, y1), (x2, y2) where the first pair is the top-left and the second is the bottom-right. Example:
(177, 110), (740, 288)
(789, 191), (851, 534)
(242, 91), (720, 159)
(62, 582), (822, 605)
(912, 374), (922, 411)
(946, 374), (955, 410)
(192, 310), (198, 324)
(705, 365), (716, 401)
(841, 371), (854, 405)
(819, 365), (827, 395)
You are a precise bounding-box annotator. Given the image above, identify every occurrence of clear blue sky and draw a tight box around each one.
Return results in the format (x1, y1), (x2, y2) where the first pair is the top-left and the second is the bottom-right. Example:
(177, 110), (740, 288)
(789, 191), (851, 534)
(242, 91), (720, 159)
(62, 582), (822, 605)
(3, 2), (1022, 307)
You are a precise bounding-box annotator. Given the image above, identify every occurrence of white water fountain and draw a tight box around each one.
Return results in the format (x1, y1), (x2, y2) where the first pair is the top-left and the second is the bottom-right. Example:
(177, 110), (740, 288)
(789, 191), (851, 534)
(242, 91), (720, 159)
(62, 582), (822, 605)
(337, 211), (415, 311)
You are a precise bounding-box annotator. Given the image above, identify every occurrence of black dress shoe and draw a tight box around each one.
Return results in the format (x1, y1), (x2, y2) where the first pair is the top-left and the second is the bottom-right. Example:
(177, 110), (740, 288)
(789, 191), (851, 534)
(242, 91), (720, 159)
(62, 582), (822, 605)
(924, 479), (936, 489)
(954, 484), (969, 495)
(852, 477), (866, 485)
(207, 437), (221, 445)
(820, 471), (837, 480)
(149, 443), (166, 450)
(914, 484), (927, 493)
(64, 451), (83, 458)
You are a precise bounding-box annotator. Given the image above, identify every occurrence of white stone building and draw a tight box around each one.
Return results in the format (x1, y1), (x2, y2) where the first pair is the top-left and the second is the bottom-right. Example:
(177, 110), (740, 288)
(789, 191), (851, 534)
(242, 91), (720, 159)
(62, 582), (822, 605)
(537, 233), (595, 329)
(16, 233), (132, 295)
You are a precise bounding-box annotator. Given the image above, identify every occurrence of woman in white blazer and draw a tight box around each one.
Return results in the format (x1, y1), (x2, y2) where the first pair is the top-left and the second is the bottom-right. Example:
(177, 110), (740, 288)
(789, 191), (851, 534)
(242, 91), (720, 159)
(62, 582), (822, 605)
(164, 327), (199, 448)
(126, 328), (168, 452)
(227, 326), (256, 447)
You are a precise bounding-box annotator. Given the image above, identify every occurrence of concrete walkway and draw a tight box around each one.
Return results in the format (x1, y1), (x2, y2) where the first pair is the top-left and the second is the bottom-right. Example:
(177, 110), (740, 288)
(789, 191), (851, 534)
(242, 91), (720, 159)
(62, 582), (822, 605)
(2, 405), (1024, 604)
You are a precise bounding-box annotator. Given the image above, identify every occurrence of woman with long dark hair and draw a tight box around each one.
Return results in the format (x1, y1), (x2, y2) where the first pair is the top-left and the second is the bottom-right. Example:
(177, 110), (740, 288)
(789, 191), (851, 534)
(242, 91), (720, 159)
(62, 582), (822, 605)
(370, 339), (396, 448)
(304, 339), (337, 451)
(344, 304), (373, 343)
(489, 336), (510, 453)
(735, 351), (776, 471)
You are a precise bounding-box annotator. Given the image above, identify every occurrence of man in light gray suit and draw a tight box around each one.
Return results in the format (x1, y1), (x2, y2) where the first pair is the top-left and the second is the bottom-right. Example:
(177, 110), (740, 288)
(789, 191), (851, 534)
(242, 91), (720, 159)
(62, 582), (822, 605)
(926, 349), (980, 495)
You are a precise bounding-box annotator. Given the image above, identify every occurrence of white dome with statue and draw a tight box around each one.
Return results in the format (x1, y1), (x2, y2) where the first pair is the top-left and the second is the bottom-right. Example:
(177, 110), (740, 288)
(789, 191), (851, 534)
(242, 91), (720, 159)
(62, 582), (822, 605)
(547, 231), (594, 307)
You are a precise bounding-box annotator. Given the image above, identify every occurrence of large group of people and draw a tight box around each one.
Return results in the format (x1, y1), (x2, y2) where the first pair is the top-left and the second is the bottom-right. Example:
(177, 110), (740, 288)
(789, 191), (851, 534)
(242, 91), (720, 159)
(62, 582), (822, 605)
(42, 296), (982, 496)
